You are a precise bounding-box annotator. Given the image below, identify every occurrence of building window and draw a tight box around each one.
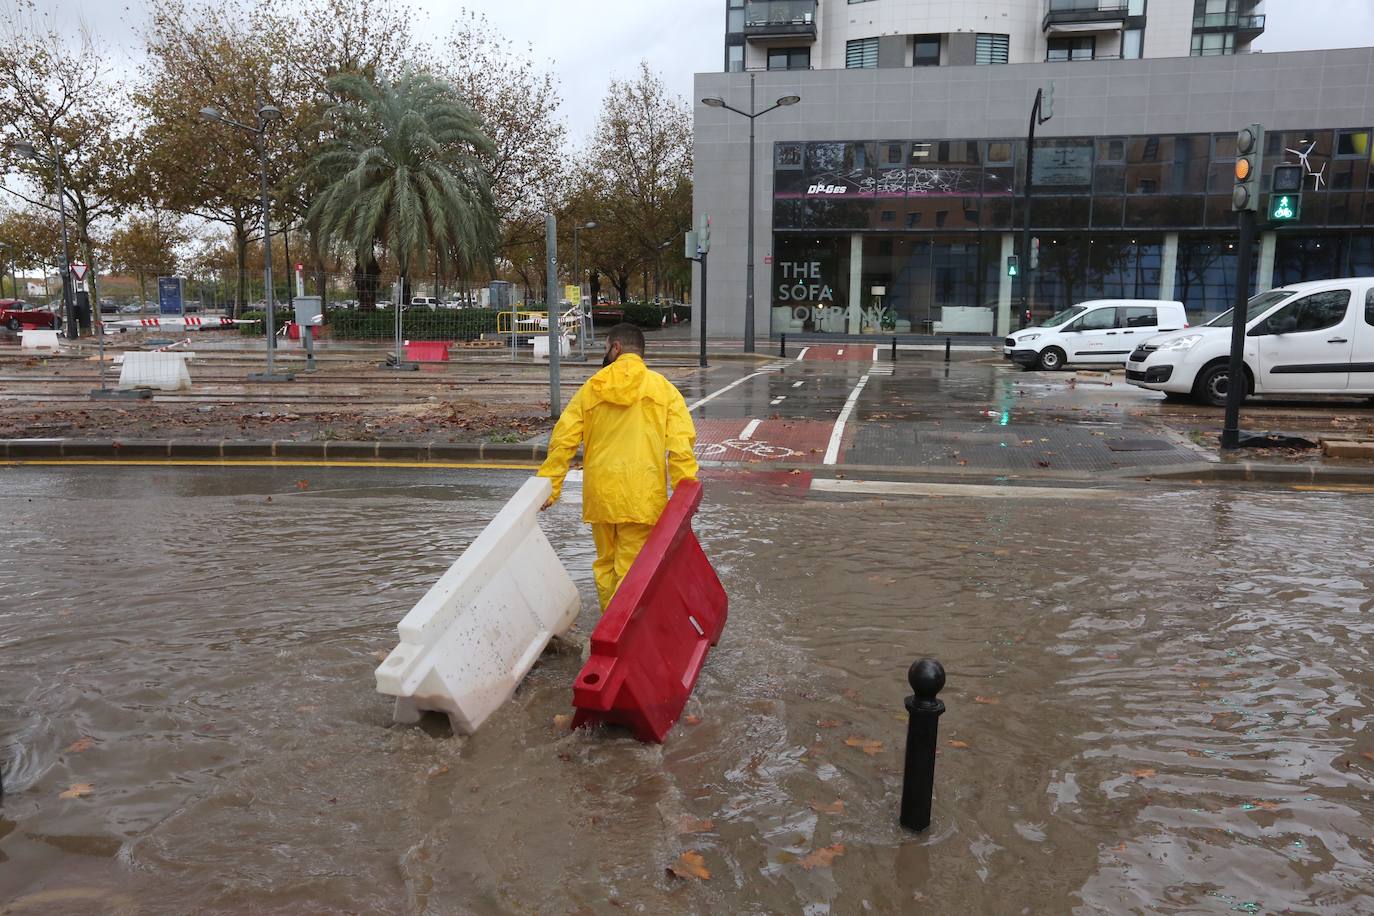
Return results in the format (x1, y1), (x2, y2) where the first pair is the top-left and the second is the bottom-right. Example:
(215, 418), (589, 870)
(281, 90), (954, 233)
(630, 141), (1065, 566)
(726, 44), (744, 73)
(726, 0), (744, 34)
(768, 47), (811, 71)
(1047, 37), (1094, 63)
(1191, 32), (1234, 55)
(975, 34), (1009, 66)
(846, 37), (879, 69)
(913, 34), (940, 67)
(1122, 29), (1143, 59)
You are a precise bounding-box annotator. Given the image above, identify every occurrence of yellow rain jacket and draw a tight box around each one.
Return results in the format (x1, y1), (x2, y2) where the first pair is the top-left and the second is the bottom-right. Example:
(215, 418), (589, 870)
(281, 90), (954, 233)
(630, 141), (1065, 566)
(538, 353), (698, 524)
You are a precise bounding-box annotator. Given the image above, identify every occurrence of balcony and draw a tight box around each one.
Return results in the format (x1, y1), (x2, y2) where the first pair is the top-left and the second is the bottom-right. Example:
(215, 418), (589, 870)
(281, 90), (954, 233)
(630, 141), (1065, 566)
(743, 0), (817, 41)
(1042, 0), (1129, 33)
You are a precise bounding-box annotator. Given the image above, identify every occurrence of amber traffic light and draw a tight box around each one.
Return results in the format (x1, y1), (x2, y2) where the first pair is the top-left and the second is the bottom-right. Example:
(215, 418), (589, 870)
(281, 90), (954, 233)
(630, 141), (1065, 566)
(1232, 124), (1264, 212)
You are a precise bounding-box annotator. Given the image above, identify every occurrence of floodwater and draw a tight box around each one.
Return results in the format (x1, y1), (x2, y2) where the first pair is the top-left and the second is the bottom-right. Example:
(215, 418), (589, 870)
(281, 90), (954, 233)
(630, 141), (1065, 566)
(1, 466), (1372, 914)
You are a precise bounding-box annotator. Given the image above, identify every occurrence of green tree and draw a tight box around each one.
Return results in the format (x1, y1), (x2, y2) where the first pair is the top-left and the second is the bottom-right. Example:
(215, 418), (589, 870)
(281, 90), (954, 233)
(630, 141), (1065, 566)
(0, 205), (63, 299)
(306, 71), (499, 310)
(107, 210), (190, 304)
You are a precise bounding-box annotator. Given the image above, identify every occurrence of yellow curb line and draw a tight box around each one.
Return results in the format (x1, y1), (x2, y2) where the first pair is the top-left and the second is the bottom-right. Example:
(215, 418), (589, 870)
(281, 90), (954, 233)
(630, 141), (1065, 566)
(0, 459), (541, 470)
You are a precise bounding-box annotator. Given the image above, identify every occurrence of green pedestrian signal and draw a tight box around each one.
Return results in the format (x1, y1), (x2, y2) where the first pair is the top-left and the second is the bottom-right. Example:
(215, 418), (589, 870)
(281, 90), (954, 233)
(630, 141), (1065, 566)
(1006, 255), (1020, 278)
(1269, 193), (1301, 222)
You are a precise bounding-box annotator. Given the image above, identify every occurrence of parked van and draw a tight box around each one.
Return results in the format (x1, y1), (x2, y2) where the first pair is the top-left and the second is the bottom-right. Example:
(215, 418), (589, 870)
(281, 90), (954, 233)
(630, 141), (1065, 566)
(1127, 278), (1374, 406)
(409, 296), (439, 310)
(1003, 299), (1189, 371)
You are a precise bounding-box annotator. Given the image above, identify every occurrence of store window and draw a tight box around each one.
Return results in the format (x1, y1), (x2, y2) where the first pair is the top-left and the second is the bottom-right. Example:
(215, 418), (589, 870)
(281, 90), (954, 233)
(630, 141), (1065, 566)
(846, 37), (879, 69)
(975, 34), (1009, 65)
(913, 35), (940, 66)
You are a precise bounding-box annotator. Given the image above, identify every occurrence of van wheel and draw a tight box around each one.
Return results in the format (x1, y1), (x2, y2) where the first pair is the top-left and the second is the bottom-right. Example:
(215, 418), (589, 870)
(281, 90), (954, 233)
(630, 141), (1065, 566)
(1195, 363), (1242, 408)
(6, 318), (20, 331)
(1036, 347), (1066, 371)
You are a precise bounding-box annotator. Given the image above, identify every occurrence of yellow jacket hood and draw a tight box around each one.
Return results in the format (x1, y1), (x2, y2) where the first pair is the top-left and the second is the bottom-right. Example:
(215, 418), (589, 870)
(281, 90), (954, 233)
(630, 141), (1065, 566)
(586, 353), (663, 409)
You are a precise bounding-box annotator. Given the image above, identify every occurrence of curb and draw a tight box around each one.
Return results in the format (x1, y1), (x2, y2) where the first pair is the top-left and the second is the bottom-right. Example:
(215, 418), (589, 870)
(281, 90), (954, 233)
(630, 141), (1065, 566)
(0, 438), (550, 463)
(1122, 459), (1374, 485)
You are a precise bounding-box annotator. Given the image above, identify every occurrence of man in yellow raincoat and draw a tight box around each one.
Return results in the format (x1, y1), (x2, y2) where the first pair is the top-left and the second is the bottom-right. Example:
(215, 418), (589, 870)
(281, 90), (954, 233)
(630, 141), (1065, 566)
(538, 323), (698, 609)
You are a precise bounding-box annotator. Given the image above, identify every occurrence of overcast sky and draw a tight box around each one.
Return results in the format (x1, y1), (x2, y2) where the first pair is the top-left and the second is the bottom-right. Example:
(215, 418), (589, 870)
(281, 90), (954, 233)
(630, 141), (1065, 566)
(27, 0), (1374, 148)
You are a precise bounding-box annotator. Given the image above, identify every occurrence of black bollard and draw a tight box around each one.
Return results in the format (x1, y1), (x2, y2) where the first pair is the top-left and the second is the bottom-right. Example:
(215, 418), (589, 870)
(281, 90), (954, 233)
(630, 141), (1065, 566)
(900, 657), (946, 832)
(944, 337), (951, 363)
(891, 336), (897, 364)
(780, 333), (786, 358)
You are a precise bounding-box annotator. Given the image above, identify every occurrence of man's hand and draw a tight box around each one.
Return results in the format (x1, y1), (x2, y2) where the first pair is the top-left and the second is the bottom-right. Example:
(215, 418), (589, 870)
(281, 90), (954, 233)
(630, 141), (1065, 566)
(540, 496), (555, 511)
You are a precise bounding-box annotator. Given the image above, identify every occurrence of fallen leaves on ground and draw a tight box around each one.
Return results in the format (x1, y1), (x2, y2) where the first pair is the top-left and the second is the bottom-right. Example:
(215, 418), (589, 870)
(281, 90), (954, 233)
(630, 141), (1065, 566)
(668, 851), (711, 880)
(799, 843), (845, 870)
(1360, 750), (1374, 763)
(65, 737), (95, 753)
(427, 765), (449, 779)
(59, 783), (94, 799)
(816, 719), (841, 729)
(675, 815), (715, 834)
(296, 479), (310, 490)
(552, 714), (572, 729)
(1131, 768), (1157, 778)
(947, 739), (971, 750)
(810, 799), (845, 815)
(844, 737), (882, 755)
(1246, 800), (1282, 810)
(973, 696), (999, 705)
(684, 714), (702, 726)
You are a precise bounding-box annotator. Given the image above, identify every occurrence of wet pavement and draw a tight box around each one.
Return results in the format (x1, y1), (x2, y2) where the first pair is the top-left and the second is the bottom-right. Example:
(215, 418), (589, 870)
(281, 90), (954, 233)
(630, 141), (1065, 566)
(685, 350), (1205, 474)
(2, 464), (1373, 913)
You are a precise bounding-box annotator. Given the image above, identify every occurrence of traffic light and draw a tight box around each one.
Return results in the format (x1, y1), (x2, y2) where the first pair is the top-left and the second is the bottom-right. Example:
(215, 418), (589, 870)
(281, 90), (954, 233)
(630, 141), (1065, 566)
(1007, 255), (1020, 278)
(1232, 124), (1264, 212)
(1029, 238), (1040, 270)
(1269, 163), (1303, 222)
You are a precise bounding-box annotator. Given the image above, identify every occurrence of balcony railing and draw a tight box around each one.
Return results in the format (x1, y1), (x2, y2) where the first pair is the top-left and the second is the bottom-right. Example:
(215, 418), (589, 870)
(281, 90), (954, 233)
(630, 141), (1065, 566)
(743, 0), (818, 39)
(1043, 0), (1129, 32)
(1193, 12), (1266, 31)
(1046, 51), (1121, 62)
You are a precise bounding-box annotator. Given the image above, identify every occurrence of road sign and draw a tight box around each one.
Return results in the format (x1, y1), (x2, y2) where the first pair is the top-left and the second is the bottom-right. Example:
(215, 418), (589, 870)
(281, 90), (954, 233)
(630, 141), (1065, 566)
(764, 254), (773, 265)
(70, 262), (88, 282)
(157, 276), (185, 317)
(1269, 193), (1302, 222)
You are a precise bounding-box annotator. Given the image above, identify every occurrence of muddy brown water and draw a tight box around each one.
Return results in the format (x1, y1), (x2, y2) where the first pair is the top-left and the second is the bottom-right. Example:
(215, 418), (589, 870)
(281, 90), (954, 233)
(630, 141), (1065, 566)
(2, 466), (1372, 914)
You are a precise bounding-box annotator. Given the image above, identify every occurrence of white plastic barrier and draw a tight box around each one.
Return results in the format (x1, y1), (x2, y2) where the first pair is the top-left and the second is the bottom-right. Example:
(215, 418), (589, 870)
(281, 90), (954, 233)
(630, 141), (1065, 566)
(532, 333), (571, 361)
(117, 351), (194, 391)
(20, 329), (61, 352)
(375, 476), (580, 733)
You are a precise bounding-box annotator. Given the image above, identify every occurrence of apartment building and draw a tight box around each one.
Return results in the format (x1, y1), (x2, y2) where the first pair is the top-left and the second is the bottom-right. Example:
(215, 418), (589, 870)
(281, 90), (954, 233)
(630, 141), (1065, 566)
(724, 0), (1267, 72)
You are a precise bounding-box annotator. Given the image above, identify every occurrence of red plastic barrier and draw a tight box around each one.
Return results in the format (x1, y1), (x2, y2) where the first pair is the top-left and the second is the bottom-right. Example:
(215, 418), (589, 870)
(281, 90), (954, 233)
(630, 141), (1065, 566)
(404, 340), (450, 362)
(571, 479), (728, 742)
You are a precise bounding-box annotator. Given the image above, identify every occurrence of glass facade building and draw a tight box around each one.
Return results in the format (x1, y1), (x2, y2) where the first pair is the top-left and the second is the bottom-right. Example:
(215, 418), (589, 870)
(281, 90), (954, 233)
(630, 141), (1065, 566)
(769, 127), (1374, 336)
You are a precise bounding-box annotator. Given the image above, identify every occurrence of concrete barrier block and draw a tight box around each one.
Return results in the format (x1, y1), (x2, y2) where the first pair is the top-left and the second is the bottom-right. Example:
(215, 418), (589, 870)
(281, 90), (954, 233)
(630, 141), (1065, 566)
(117, 351), (193, 391)
(20, 329), (61, 351)
(1321, 439), (1374, 460)
(375, 476), (580, 733)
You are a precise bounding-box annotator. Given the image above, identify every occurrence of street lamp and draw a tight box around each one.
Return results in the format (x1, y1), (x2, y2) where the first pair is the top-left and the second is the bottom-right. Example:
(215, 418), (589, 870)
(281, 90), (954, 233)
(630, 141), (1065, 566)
(572, 220), (597, 359)
(200, 101), (292, 381)
(702, 77), (799, 353)
(15, 139), (77, 340)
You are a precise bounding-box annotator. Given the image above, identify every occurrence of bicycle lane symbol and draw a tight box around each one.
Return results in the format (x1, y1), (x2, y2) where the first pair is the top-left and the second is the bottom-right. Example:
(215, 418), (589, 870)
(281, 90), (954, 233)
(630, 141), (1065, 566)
(697, 438), (804, 461)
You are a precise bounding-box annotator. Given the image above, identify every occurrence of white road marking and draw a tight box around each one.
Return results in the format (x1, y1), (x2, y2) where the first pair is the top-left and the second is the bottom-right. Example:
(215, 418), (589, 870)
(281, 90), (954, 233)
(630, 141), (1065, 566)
(810, 479), (1114, 499)
(687, 370), (767, 412)
(836, 349), (844, 356)
(770, 396), (785, 405)
(795, 347), (810, 361)
(822, 373), (869, 465)
(739, 419), (761, 440)
(792, 380), (804, 388)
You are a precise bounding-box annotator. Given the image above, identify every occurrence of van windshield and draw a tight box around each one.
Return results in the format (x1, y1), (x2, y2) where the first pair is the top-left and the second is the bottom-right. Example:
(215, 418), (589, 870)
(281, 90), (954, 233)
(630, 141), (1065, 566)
(1205, 290), (1294, 328)
(1044, 305), (1087, 327)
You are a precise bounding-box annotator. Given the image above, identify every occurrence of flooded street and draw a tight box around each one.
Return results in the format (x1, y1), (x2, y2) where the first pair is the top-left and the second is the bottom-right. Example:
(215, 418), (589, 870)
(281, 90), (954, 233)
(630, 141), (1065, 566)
(2, 466), (1372, 914)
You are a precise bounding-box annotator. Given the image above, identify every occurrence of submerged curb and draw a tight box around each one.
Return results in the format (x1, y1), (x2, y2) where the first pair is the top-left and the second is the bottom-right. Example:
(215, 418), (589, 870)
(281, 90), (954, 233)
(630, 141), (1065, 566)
(1126, 460), (1374, 485)
(0, 438), (550, 463)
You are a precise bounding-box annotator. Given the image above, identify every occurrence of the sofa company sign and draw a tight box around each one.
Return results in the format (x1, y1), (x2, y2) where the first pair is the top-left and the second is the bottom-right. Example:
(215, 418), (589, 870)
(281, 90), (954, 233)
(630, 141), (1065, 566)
(776, 259), (850, 326)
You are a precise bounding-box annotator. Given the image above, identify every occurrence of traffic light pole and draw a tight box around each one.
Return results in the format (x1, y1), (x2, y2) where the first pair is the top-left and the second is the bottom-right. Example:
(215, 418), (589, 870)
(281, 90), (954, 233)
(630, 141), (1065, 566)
(1220, 207), (1257, 450)
(1019, 87), (1050, 330)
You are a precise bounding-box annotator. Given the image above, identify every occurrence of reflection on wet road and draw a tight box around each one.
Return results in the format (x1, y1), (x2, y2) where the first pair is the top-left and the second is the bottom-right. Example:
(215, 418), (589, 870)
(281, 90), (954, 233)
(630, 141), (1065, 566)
(2, 466), (1372, 912)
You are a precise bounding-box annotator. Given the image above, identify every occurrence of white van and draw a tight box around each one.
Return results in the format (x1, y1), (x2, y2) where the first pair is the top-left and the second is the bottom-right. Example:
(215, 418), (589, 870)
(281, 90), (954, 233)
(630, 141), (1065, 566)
(409, 296), (439, 310)
(1127, 277), (1374, 406)
(1003, 299), (1189, 371)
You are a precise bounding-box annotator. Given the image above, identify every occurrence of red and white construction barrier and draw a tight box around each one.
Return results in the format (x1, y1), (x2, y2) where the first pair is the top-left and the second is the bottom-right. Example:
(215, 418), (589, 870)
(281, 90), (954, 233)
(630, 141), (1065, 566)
(108, 316), (251, 330)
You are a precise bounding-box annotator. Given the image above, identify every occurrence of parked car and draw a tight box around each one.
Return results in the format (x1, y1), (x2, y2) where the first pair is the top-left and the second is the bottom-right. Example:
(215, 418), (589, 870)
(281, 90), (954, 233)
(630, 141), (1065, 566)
(1, 300), (59, 330)
(409, 296), (439, 310)
(1003, 299), (1189, 371)
(1127, 278), (1374, 406)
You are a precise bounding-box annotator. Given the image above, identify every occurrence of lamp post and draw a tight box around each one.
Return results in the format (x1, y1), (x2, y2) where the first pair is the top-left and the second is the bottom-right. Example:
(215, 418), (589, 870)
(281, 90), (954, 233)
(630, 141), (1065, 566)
(701, 77), (799, 353)
(14, 139), (76, 339)
(0, 243), (10, 300)
(199, 102), (293, 381)
(572, 219), (597, 359)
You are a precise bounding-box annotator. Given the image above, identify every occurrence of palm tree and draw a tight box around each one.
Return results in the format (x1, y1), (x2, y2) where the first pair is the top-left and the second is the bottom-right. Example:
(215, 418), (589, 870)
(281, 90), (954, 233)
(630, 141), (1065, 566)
(306, 71), (498, 309)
